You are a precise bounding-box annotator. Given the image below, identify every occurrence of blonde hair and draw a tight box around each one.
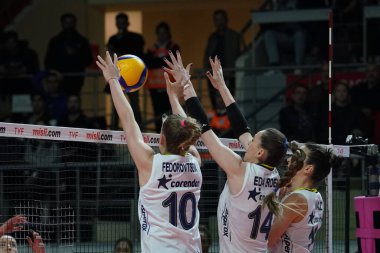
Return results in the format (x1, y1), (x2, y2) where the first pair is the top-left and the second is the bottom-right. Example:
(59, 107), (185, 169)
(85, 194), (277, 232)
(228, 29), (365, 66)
(262, 141), (306, 217)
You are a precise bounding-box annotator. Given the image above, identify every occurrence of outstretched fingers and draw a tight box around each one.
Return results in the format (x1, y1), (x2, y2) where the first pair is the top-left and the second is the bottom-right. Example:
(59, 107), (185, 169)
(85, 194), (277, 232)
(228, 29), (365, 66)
(175, 50), (183, 66)
(168, 50), (179, 67)
(162, 66), (175, 76)
(105, 51), (113, 64)
(185, 63), (193, 75)
(164, 72), (174, 87)
(96, 55), (106, 69)
(113, 53), (118, 65)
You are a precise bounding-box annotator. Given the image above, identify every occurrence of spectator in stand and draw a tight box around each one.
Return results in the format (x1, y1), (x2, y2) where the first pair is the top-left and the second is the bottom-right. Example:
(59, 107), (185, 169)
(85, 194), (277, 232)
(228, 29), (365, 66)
(351, 63), (380, 144)
(58, 94), (93, 128)
(58, 94), (95, 161)
(57, 94), (96, 200)
(145, 22), (179, 133)
(279, 84), (316, 142)
(113, 237), (133, 253)
(208, 93), (231, 137)
(0, 216), (45, 253)
(199, 224), (212, 253)
(41, 71), (67, 122)
(23, 93), (55, 126)
(318, 81), (369, 144)
(261, 0), (307, 74)
(309, 62), (329, 114)
(45, 13), (93, 95)
(107, 12), (145, 128)
(0, 30), (39, 94)
(204, 9), (244, 111)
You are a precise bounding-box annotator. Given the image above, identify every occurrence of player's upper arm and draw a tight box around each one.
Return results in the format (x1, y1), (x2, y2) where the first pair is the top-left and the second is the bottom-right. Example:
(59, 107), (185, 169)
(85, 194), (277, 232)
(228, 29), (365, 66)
(201, 130), (244, 178)
(122, 126), (155, 174)
(268, 193), (308, 249)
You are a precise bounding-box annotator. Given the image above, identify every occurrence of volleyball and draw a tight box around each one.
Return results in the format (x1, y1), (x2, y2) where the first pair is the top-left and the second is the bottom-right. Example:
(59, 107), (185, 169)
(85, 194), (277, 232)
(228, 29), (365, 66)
(116, 54), (148, 93)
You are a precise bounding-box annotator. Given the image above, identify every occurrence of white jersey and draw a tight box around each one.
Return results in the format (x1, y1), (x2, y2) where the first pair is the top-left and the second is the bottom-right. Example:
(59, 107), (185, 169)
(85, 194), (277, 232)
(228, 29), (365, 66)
(138, 153), (202, 253)
(271, 189), (324, 253)
(217, 163), (280, 253)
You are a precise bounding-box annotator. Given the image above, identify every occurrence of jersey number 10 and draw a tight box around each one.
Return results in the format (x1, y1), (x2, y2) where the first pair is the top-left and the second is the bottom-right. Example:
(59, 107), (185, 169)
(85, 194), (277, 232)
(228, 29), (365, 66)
(162, 192), (196, 230)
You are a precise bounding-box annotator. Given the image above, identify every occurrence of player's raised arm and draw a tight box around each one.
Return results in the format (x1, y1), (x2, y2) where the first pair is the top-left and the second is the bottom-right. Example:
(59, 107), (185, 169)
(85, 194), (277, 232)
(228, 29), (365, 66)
(164, 69), (201, 166)
(206, 56), (252, 149)
(163, 51), (245, 193)
(96, 51), (154, 184)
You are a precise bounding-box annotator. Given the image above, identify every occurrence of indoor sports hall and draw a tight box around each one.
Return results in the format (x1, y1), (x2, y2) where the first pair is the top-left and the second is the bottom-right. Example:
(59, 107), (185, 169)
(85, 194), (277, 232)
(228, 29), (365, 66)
(0, 1), (379, 253)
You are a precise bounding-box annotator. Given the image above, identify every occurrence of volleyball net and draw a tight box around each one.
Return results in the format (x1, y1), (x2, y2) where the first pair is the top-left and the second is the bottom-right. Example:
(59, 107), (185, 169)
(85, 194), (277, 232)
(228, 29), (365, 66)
(0, 122), (377, 253)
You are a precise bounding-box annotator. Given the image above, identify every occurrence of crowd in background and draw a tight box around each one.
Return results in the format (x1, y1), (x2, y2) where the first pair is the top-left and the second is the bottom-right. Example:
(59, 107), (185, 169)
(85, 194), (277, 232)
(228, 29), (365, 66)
(0, 0), (379, 146)
(0, 1), (379, 252)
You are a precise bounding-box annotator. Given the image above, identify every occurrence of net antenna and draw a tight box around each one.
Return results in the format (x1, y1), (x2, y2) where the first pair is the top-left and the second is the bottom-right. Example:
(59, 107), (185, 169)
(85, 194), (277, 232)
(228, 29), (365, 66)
(327, 9), (333, 253)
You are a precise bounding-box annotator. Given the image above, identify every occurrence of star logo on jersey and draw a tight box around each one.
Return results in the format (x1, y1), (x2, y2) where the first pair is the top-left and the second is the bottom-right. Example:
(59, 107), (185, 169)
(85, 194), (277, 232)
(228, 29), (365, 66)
(157, 174), (172, 189)
(248, 187), (261, 202)
(308, 211), (315, 224)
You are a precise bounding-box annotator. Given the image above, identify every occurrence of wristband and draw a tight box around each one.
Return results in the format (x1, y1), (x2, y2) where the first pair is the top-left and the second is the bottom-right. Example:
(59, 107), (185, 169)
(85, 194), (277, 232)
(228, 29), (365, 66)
(185, 97), (211, 133)
(226, 102), (251, 138)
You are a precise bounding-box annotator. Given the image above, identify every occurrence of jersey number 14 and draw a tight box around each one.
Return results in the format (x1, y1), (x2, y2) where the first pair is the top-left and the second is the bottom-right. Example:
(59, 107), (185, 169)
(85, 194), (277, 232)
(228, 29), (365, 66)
(249, 205), (273, 240)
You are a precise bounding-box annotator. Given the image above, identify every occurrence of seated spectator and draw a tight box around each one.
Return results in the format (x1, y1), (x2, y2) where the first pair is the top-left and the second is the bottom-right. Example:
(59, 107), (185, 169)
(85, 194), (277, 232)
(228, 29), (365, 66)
(41, 71), (68, 122)
(199, 224), (211, 253)
(318, 81), (370, 144)
(58, 94), (96, 161)
(279, 84), (316, 142)
(58, 94), (93, 128)
(0, 216), (44, 253)
(24, 117), (58, 165)
(351, 63), (380, 143)
(308, 62), (330, 118)
(0, 232), (44, 253)
(0, 30), (39, 94)
(113, 237), (132, 253)
(208, 94), (231, 137)
(23, 93), (56, 126)
(262, 0), (307, 73)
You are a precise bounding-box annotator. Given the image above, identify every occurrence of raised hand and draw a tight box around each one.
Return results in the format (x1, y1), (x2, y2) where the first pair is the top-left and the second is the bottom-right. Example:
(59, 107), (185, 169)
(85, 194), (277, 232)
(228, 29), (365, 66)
(27, 231), (45, 253)
(206, 56), (227, 91)
(96, 51), (120, 83)
(162, 50), (192, 86)
(0, 215), (27, 235)
(164, 72), (184, 98)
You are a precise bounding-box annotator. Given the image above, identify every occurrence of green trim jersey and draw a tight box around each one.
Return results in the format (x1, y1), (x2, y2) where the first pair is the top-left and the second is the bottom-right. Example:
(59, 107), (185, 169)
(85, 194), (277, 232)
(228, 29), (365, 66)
(217, 163), (280, 253)
(138, 153), (202, 253)
(272, 189), (324, 253)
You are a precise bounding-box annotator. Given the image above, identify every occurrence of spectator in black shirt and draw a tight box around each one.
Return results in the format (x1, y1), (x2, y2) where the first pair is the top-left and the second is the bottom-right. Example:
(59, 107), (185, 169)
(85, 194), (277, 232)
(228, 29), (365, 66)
(107, 12), (145, 128)
(0, 31), (39, 94)
(279, 84), (316, 142)
(45, 13), (93, 95)
(204, 9), (244, 110)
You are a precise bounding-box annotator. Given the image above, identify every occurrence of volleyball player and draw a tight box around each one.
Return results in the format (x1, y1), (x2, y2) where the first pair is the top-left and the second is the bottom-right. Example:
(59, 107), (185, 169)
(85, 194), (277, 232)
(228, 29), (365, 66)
(96, 52), (203, 253)
(163, 51), (288, 252)
(0, 232), (45, 253)
(267, 142), (337, 253)
(0, 216), (26, 236)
